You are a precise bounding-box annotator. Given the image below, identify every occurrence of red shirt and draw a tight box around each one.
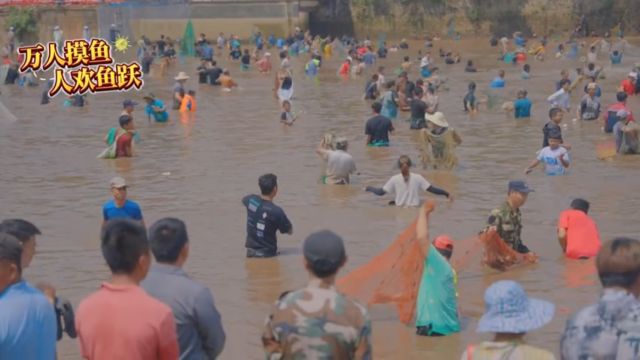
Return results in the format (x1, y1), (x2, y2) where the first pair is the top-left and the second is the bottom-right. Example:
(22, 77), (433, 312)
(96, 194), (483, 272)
(76, 283), (179, 360)
(558, 209), (601, 259)
(339, 62), (350, 76)
(621, 79), (636, 96)
(604, 102), (634, 122)
(115, 131), (133, 158)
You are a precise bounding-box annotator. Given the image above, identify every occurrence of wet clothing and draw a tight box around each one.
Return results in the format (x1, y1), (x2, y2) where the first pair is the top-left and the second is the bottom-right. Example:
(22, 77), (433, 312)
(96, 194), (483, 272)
(319, 149), (356, 185)
(514, 98), (532, 118)
(0, 281), (57, 360)
(579, 95), (600, 120)
(603, 102), (634, 133)
(115, 131), (133, 158)
(463, 90), (476, 112)
(422, 127), (461, 170)
(280, 111), (294, 125)
(415, 245), (459, 336)
(141, 264), (226, 360)
(173, 82), (185, 110)
(242, 195), (292, 258)
(536, 146), (569, 176)
(380, 91), (398, 120)
(558, 209), (601, 259)
(547, 88), (570, 111)
(180, 95), (196, 112)
(102, 199), (143, 222)
(489, 77), (505, 89)
(365, 115), (394, 146)
(381, 173), (434, 207)
(145, 99), (169, 122)
(487, 202), (528, 253)
(364, 80), (378, 100)
(614, 121), (640, 154)
(197, 65), (209, 83)
(621, 79), (636, 96)
(409, 99), (427, 129)
(462, 342), (555, 360)
(208, 67), (222, 85)
(262, 279), (372, 360)
(561, 288), (640, 359)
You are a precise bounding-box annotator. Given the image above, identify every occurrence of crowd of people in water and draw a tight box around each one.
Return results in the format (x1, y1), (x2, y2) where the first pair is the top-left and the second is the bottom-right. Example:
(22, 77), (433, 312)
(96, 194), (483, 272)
(1, 19), (640, 360)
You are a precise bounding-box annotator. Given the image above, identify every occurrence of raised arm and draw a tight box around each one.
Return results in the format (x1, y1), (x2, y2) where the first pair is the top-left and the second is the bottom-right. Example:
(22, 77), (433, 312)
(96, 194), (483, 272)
(416, 201), (435, 258)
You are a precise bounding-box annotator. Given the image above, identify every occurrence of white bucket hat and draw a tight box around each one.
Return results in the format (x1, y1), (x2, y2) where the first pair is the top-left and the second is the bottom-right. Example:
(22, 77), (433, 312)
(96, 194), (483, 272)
(174, 72), (190, 81)
(425, 112), (449, 127)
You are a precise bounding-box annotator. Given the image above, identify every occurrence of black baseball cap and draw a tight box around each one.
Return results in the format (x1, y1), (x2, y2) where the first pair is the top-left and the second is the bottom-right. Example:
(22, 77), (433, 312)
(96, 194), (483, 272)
(303, 230), (346, 273)
(508, 180), (534, 193)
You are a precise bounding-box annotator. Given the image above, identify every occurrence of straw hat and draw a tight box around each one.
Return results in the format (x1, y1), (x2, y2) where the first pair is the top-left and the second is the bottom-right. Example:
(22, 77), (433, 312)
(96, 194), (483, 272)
(425, 112), (449, 127)
(477, 280), (554, 334)
(174, 72), (190, 81)
(142, 93), (155, 101)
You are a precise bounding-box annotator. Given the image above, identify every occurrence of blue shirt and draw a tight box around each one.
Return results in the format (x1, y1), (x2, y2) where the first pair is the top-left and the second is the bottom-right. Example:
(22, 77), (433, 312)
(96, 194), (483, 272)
(142, 264), (226, 360)
(0, 281), (57, 360)
(514, 98), (532, 118)
(363, 52), (375, 66)
(489, 77), (505, 88)
(145, 99), (169, 122)
(200, 45), (213, 60)
(103, 199), (143, 222)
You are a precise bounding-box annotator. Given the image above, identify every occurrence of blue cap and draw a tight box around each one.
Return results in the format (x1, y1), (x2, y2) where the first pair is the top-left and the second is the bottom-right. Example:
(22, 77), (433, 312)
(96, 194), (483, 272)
(508, 180), (534, 193)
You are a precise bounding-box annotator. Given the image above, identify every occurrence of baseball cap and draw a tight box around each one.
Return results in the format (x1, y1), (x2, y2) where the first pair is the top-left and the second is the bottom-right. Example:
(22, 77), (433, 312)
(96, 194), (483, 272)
(0, 233), (22, 269)
(122, 99), (138, 108)
(508, 180), (534, 193)
(434, 235), (454, 251)
(303, 230), (346, 274)
(109, 176), (126, 188)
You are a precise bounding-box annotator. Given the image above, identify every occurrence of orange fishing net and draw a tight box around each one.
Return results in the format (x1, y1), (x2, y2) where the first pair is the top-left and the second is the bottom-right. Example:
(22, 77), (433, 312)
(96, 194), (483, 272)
(337, 219), (426, 325)
(337, 211), (534, 325)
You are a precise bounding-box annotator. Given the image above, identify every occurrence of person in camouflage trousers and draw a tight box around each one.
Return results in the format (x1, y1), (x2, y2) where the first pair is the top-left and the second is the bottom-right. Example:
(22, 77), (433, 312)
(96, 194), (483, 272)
(486, 181), (537, 261)
(262, 230), (372, 359)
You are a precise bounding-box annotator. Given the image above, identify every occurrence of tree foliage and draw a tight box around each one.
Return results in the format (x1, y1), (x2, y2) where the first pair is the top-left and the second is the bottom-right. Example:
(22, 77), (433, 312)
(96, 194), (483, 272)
(5, 7), (38, 43)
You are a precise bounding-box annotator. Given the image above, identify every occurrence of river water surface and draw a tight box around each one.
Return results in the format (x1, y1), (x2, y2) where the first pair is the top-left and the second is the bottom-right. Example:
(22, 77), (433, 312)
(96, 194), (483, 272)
(1, 37), (640, 359)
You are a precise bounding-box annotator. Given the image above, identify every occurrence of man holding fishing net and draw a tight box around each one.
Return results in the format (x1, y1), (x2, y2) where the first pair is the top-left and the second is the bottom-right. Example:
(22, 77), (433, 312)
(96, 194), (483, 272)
(484, 181), (538, 265)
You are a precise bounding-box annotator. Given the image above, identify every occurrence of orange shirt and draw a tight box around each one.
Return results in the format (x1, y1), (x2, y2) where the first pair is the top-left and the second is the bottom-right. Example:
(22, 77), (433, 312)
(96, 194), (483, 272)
(219, 75), (236, 89)
(76, 283), (179, 360)
(339, 62), (350, 76)
(558, 209), (601, 259)
(179, 94), (196, 112)
(621, 79), (635, 96)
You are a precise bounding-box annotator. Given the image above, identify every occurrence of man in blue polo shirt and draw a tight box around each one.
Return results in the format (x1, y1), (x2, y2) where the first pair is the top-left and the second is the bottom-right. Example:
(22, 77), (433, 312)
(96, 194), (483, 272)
(102, 177), (144, 227)
(0, 233), (57, 359)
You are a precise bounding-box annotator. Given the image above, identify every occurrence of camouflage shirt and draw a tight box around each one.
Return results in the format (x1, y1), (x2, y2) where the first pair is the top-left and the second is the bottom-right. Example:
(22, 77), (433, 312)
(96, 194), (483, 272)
(561, 288), (640, 359)
(262, 279), (372, 360)
(487, 201), (528, 253)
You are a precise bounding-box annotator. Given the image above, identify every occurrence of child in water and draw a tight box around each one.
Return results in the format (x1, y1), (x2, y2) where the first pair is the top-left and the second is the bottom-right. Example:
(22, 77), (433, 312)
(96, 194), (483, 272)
(280, 100), (296, 126)
(463, 82), (477, 114)
(522, 64), (531, 79)
(241, 49), (251, 71)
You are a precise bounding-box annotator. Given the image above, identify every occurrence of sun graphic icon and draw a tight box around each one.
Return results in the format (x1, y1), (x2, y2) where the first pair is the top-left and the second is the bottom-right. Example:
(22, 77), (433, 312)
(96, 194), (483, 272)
(114, 36), (131, 53)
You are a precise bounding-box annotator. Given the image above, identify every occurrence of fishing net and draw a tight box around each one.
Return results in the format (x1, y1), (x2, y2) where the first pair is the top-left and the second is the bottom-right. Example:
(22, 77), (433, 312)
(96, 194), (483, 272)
(337, 212), (533, 325)
(337, 215), (427, 325)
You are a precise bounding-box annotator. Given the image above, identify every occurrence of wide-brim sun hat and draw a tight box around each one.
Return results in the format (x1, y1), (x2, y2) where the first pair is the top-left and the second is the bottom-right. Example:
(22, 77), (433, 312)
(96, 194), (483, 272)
(174, 72), (190, 81)
(477, 280), (555, 334)
(425, 112), (449, 128)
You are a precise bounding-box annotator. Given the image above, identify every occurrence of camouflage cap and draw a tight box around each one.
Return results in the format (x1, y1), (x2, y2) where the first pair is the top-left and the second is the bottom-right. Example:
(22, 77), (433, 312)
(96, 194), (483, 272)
(303, 230), (346, 272)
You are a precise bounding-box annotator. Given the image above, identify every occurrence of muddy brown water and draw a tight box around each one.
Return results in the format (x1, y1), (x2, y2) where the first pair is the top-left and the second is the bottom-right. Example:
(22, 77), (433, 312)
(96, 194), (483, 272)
(1, 37), (640, 359)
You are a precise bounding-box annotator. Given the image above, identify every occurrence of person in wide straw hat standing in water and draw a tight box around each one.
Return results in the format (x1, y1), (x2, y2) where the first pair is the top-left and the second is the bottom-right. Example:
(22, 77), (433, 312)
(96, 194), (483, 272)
(461, 280), (555, 359)
(172, 72), (190, 110)
(420, 112), (462, 170)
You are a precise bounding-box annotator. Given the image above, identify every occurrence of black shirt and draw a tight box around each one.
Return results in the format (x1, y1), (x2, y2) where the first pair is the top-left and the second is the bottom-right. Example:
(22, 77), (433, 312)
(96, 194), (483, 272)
(4, 67), (18, 84)
(197, 65), (208, 83)
(242, 194), (292, 254)
(208, 67), (222, 85)
(410, 99), (427, 129)
(157, 40), (166, 55)
(141, 55), (153, 74)
(365, 115), (394, 144)
(241, 54), (251, 65)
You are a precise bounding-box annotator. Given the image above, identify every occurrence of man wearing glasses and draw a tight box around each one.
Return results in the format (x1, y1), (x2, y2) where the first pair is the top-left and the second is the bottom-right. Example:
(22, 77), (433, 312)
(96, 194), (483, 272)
(102, 177), (145, 227)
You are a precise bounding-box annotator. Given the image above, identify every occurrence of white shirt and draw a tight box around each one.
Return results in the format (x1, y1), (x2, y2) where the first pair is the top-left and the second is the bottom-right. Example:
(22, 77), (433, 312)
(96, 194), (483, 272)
(382, 173), (431, 207)
(420, 56), (430, 68)
(587, 52), (597, 63)
(547, 88), (571, 110)
(537, 146), (569, 175)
